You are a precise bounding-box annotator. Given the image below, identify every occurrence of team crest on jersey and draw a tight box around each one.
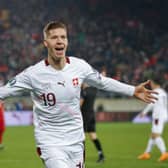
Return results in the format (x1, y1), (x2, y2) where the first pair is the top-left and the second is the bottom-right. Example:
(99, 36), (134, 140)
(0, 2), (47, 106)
(72, 78), (79, 86)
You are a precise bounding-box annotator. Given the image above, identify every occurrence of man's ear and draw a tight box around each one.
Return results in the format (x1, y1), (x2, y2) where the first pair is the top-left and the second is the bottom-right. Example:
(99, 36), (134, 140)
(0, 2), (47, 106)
(43, 40), (47, 47)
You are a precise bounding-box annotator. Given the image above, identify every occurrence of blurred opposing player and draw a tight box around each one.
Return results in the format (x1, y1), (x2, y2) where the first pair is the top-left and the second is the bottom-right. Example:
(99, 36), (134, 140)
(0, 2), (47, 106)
(138, 77), (168, 162)
(0, 101), (5, 150)
(80, 68), (107, 163)
(80, 83), (105, 163)
(0, 21), (157, 168)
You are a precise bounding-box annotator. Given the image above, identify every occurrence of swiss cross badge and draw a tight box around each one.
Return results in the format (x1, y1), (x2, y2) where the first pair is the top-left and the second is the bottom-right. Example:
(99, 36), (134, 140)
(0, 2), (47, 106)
(72, 78), (79, 86)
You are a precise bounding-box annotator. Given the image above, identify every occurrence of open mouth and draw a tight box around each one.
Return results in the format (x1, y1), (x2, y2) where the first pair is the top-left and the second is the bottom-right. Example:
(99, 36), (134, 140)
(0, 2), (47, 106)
(54, 47), (64, 56)
(55, 47), (64, 51)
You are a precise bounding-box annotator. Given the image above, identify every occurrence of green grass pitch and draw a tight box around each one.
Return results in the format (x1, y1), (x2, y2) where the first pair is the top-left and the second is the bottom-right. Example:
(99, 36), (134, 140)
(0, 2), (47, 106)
(0, 123), (168, 168)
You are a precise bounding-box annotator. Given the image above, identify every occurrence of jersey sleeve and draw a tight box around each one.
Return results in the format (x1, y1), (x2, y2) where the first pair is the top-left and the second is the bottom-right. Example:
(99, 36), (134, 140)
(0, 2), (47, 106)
(83, 61), (135, 96)
(141, 103), (154, 115)
(0, 68), (33, 100)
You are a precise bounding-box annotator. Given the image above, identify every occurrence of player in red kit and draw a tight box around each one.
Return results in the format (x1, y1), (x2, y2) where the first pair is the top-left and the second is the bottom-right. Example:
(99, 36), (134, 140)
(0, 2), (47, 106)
(0, 101), (5, 149)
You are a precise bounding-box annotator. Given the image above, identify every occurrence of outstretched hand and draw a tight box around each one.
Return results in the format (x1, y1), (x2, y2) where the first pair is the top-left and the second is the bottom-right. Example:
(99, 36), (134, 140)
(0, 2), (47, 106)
(134, 80), (158, 103)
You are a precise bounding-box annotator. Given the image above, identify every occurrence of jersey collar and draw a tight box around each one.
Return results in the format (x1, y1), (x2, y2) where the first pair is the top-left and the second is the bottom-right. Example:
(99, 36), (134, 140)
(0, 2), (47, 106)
(44, 57), (70, 66)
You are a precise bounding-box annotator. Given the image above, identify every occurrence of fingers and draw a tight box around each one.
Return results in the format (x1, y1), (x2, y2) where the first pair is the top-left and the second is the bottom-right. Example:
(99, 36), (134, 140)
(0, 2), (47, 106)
(143, 88), (158, 103)
(144, 90), (158, 103)
(134, 81), (158, 103)
(146, 90), (158, 95)
(143, 98), (153, 104)
(141, 80), (151, 86)
(147, 94), (157, 101)
(137, 89), (158, 104)
(144, 96), (155, 104)
(146, 90), (158, 100)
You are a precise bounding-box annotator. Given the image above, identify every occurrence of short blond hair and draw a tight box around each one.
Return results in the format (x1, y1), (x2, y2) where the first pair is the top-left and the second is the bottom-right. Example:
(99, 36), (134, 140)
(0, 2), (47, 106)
(43, 21), (67, 39)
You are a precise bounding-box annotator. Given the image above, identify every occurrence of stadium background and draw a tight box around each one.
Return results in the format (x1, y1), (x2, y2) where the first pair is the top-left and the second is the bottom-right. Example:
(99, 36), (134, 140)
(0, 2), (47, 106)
(0, 0), (168, 168)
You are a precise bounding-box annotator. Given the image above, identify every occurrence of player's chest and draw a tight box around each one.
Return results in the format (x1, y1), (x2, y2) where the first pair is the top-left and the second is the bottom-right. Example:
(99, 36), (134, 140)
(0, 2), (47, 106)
(32, 70), (82, 100)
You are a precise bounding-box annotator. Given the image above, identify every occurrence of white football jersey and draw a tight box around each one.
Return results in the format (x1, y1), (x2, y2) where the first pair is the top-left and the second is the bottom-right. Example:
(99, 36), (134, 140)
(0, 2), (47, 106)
(142, 88), (168, 119)
(0, 57), (135, 147)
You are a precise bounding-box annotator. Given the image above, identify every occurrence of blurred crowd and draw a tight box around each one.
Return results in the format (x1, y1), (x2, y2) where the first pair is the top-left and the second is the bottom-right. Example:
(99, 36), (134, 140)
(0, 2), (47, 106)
(0, 0), (167, 91)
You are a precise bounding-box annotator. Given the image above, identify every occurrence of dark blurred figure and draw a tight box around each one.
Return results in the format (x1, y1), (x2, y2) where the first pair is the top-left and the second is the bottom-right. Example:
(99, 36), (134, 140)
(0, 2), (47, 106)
(80, 83), (105, 163)
(80, 68), (107, 163)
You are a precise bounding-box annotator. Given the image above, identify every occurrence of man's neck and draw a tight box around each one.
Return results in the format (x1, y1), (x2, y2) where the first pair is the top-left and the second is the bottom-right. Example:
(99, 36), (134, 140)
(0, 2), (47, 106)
(48, 56), (66, 70)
